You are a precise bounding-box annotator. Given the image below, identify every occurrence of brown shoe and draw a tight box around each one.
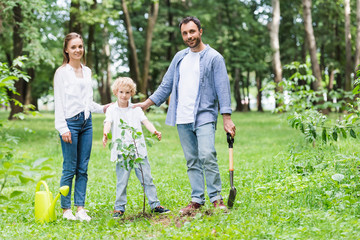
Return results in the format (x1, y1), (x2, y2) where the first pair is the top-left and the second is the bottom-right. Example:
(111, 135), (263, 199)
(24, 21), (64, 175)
(213, 199), (227, 210)
(179, 202), (203, 215)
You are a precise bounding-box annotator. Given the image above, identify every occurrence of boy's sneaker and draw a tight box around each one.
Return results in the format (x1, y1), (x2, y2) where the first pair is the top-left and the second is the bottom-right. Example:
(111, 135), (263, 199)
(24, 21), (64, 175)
(179, 202), (203, 215)
(213, 199), (227, 210)
(63, 209), (76, 220)
(113, 210), (124, 219)
(152, 206), (171, 214)
(76, 209), (91, 222)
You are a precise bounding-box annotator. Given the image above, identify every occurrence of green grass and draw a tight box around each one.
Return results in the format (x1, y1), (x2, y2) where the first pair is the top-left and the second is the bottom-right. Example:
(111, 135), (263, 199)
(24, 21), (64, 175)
(1, 110), (360, 239)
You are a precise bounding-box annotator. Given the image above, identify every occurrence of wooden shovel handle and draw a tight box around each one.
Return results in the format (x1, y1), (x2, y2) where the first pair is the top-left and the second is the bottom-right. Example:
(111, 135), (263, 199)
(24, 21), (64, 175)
(229, 148), (234, 171)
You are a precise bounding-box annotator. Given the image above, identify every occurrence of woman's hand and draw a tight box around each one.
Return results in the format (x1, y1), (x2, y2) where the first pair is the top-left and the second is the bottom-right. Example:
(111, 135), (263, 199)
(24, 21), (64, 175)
(62, 131), (72, 144)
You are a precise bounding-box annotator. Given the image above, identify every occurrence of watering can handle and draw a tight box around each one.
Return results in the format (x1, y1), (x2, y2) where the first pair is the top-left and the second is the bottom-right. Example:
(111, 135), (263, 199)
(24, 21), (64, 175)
(36, 180), (50, 193)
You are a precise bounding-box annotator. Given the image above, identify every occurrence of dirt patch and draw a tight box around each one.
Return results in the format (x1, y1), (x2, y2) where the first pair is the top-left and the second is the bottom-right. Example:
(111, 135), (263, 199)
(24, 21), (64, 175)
(114, 209), (216, 228)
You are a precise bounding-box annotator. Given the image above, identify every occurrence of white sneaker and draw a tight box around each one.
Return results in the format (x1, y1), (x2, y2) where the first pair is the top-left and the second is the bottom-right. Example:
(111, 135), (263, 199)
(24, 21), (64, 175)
(63, 209), (76, 220)
(76, 209), (91, 222)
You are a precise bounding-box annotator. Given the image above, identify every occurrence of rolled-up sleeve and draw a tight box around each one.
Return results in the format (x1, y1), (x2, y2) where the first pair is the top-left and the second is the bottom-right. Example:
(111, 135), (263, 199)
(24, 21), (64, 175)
(213, 55), (232, 115)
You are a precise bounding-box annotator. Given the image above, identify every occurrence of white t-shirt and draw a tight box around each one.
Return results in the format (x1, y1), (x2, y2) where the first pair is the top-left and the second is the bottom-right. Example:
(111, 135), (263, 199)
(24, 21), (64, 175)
(176, 51), (200, 124)
(104, 103), (148, 162)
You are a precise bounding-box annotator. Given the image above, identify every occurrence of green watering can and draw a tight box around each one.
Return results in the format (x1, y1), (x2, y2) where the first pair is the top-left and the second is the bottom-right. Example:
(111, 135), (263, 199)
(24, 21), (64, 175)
(34, 181), (69, 223)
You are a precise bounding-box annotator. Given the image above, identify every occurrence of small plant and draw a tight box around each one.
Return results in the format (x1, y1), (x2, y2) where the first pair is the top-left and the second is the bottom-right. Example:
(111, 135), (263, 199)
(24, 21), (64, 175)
(107, 119), (157, 214)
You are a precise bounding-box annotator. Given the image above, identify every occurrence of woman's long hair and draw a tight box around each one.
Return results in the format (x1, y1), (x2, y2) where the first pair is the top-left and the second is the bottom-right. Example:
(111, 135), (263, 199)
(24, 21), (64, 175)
(62, 32), (86, 66)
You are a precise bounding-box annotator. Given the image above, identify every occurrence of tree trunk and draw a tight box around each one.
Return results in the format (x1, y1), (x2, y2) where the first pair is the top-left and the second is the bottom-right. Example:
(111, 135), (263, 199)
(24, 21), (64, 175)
(166, 0), (175, 61)
(98, 27), (112, 104)
(269, 0), (282, 95)
(9, 3), (24, 120)
(355, 0), (360, 70)
(122, 0), (141, 88)
(245, 71), (250, 112)
(234, 68), (243, 112)
(69, 0), (82, 34)
(256, 71), (263, 112)
(344, 0), (352, 91)
(302, 0), (322, 90)
(86, 0), (97, 69)
(140, 2), (159, 95)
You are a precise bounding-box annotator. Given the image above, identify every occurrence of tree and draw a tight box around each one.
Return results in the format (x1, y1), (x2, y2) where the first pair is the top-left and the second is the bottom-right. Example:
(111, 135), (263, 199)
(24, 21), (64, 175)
(344, 0), (352, 91)
(121, 0), (159, 96)
(269, 0), (282, 97)
(355, 0), (360, 69)
(302, 0), (322, 91)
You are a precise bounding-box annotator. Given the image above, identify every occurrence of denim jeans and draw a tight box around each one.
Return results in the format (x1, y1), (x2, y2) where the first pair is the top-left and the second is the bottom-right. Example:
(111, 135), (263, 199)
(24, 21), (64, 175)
(177, 122), (222, 204)
(114, 156), (160, 212)
(59, 112), (92, 209)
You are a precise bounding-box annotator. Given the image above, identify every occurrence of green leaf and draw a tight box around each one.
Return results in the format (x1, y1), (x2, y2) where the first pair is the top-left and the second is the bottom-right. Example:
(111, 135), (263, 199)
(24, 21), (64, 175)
(107, 132), (112, 140)
(332, 128), (338, 141)
(340, 128), (347, 139)
(18, 175), (34, 184)
(10, 190), (23, 199)
(322, 128), (327, 143)
(350, 129), (357, 138)
(0, 195), (9, 201)
(32, 157), (51, 168)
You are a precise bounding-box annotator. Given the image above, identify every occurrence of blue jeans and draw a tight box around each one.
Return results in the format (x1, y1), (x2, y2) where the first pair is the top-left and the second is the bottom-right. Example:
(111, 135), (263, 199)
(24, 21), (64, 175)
(177, 122), (222, 204)
(115, 156), (160, 212)
(59, 112), (92, 209)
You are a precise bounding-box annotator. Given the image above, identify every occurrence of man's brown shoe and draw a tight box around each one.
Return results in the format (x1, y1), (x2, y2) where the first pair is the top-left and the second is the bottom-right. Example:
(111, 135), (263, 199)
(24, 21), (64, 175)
(179, 202), (203, 215)
(213, 199), (227, 210)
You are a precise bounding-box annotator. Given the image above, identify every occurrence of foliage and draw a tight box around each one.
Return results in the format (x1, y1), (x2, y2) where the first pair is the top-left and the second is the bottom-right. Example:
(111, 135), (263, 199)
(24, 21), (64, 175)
(0, 57), (30, 107)
(283, 63), (360, 146)
(0, 59), (53, 212)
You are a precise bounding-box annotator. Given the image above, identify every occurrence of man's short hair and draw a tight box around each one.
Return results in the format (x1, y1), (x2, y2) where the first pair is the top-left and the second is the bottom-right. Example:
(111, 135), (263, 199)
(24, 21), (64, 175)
(179, 16), (201, 30)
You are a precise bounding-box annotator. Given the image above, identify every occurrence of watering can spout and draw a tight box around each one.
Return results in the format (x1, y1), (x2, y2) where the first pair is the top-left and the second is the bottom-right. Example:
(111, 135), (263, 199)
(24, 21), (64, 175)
(48, 185), (69, 222)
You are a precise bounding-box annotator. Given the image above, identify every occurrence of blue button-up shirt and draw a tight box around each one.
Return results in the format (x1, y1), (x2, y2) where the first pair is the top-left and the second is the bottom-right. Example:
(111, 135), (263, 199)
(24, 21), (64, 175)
(149, 45), (232, 128)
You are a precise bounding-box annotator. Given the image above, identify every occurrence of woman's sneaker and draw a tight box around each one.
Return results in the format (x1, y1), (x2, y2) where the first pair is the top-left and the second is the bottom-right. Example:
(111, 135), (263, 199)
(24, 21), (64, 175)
(75, 209), (91, 222)
(63, 209), (76, 220)
(152, 206), (171, 214)
(113, 210), (124, 219)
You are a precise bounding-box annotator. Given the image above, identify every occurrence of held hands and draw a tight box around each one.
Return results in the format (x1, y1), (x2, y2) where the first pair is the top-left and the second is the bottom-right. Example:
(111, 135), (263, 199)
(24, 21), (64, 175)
(62, 131), (72, 144)
(154, 130), (162, 141)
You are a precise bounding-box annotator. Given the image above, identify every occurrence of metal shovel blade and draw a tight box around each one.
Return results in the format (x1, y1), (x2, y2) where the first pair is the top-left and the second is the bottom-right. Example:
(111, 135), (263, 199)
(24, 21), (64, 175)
(227, 171), (237, 208)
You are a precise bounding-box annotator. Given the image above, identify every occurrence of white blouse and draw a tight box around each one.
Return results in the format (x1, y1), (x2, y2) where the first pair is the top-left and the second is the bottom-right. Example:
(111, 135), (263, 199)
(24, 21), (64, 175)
(54, 64), (103, 135)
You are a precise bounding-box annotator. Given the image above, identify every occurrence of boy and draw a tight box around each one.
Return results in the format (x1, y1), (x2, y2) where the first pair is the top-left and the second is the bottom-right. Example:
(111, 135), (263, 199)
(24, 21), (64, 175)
(103, 77), (170, 218)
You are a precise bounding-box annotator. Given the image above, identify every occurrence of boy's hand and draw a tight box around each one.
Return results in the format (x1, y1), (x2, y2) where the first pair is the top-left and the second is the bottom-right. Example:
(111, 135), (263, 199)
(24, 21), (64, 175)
(154, 130), (162, 141)
(103, 134), (108, 147)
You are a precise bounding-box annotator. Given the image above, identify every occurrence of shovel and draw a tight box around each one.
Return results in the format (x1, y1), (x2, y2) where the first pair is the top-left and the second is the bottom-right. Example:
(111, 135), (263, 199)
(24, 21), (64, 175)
(227, 133), (236, 208)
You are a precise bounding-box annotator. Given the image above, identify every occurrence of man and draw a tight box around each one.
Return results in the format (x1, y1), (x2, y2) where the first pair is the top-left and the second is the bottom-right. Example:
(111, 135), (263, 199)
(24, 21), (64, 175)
(134, 16), (236, 214)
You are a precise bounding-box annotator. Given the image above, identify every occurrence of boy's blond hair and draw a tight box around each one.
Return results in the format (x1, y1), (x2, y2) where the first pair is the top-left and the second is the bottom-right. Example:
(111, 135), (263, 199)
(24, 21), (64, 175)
(111, 77), (137, 96)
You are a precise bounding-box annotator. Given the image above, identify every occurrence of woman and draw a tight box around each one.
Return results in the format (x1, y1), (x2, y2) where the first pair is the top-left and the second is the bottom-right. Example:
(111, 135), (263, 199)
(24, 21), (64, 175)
(54, 32), (108, 221)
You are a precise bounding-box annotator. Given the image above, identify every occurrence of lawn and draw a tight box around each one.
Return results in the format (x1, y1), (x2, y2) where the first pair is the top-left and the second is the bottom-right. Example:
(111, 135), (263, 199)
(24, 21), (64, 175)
(1, 110), (360, 239)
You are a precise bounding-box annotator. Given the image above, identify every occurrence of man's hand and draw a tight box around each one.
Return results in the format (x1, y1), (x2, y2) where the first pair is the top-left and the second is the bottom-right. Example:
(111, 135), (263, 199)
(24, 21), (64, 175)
(132, 99), (155, 111)
(103, 103), (113, 113)
(62, 131), (72, 144)
(223, 114), (236, 137)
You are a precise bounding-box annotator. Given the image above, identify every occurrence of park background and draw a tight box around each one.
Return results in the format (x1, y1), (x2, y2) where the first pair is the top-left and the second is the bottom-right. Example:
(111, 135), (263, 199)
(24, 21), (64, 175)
(2, 0), (360, 239)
